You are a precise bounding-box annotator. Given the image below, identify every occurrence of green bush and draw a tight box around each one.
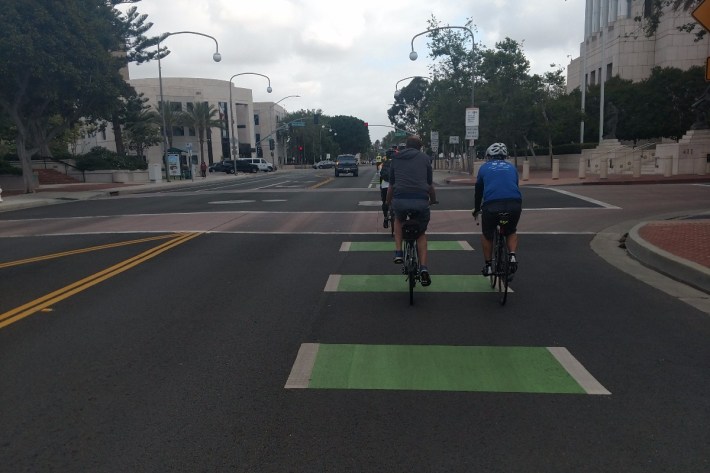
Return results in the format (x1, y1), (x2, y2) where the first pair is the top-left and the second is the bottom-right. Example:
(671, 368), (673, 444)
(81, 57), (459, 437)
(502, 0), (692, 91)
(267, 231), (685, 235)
(75, 147), (147, 171)
(0, 158), (21, 175)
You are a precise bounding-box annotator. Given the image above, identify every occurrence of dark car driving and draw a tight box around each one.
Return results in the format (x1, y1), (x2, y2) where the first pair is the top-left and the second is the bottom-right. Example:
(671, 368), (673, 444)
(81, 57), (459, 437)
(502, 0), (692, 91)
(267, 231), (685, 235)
(334, 154), (358, 177)
(209, 160), (258, 174)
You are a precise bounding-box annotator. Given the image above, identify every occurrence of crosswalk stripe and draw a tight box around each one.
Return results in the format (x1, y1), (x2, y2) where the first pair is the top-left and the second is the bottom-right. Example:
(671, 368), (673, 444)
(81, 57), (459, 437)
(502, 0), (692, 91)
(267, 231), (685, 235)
(285, 343), (609, 394)
(324, 274), (510, 293)
(340, 241), (473, 251)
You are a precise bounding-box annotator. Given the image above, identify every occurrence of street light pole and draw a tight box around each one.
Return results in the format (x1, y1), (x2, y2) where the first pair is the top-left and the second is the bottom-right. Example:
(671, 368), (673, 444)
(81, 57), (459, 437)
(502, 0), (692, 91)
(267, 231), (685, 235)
(228, 73), (273, 168)
(394, 76), (431, 99)
(270, 95), (300, 166)
(157, 31), (221, 182)
(410, 26), (475, 163)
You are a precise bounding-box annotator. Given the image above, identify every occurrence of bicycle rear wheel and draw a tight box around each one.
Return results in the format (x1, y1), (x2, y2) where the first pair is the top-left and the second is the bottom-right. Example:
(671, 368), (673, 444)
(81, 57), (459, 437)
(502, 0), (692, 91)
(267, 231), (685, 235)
(490, 228), (500, 289)
(404, 240), (417, 305)
(498, 237), (510, 305)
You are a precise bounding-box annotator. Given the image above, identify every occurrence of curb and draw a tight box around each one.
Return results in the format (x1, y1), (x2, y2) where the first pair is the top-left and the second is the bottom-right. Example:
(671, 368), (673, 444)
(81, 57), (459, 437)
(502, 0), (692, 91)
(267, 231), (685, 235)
(626, 222), (710, 295)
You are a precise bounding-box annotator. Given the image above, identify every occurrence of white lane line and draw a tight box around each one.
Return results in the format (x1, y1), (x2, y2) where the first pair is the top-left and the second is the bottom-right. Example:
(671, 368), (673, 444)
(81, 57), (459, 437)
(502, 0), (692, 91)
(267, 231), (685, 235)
(458, 240), (474, 251)
(543, 188), (621, 209)
(285, 343), (320, 389)
(547, 347), (611, 395)
(340, 242), (352, 252)
(324, 274), (341, 292)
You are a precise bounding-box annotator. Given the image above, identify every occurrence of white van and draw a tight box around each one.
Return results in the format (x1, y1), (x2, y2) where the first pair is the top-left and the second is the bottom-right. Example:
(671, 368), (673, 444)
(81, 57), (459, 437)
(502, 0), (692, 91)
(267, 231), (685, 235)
(239, 158), (275, 172)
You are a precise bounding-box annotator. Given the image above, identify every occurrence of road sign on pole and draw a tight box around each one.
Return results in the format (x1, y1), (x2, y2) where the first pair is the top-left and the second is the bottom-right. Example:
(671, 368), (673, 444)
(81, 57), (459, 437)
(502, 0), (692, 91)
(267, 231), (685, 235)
(692, 0), (710, 32)
(465, 107), (479, 127)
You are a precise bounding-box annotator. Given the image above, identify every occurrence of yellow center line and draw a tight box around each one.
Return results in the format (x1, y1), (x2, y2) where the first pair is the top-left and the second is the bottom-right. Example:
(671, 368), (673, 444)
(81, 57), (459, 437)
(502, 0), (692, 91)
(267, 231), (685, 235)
(0, 233), (184, 269)
(0, 232), (202, 330)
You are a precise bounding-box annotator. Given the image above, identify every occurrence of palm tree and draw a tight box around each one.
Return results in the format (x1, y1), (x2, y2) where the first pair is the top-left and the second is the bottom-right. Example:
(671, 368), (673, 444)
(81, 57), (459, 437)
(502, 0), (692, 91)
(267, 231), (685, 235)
(156, 101), (180, 149)
(179, 102), (222, 165)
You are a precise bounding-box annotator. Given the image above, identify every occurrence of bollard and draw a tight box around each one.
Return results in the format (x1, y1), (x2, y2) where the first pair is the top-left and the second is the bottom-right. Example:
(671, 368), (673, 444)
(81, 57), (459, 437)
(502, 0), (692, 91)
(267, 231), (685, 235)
(522, 160), (530, 181)
(551, 158), (559, 180)
(578, 156), (586, 179)
(632, 155), (641, 178)
(600, 158), (608, 179)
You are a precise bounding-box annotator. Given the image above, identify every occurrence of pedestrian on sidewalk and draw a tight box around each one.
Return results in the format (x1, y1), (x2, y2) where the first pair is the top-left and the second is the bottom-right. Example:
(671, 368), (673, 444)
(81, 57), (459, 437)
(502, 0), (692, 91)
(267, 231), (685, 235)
(200, 161), (207, 178)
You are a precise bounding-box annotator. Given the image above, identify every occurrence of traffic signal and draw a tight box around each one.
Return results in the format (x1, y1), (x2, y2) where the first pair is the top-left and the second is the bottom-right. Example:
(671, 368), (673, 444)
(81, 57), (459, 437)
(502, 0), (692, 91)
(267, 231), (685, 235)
(298, 145), (303, 151)
(314, 114), (320, 125)
(269, 139), (275, 150)
(364, 122), (368, 128)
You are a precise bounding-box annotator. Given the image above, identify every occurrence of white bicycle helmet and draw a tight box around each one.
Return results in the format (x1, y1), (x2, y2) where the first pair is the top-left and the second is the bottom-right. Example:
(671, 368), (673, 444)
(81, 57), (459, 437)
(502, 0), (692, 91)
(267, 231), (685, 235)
(485, 142), (508, 159)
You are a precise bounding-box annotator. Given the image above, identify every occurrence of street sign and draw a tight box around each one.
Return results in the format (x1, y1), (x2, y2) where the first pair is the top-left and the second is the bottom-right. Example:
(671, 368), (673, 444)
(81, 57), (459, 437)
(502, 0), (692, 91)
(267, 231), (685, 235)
(465, 126), (479, 140)
(394, 130), (407, 137)
(449, 136), (460, 144)
(692, 0), (710, 33)
(292, 121), (306, 127)
(465, 107), (480, 127)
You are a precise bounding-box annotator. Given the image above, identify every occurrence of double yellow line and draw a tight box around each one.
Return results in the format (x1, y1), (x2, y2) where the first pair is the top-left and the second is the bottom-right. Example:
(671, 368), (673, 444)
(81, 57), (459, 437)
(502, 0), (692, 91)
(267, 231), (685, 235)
(0, 232), (202, 330)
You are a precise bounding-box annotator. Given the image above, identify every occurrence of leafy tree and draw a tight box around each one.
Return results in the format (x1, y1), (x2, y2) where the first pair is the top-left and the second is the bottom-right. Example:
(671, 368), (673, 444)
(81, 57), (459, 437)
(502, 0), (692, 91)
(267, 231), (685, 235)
(388, 77), (430, 134)
(638, 0), (704, 41)
(179, 102), (222, 165)
(0, 0), (133, 193)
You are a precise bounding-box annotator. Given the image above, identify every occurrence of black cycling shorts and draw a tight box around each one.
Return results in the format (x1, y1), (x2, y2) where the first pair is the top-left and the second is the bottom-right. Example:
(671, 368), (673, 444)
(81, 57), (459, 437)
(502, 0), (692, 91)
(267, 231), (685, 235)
(481, 200), (522, 240)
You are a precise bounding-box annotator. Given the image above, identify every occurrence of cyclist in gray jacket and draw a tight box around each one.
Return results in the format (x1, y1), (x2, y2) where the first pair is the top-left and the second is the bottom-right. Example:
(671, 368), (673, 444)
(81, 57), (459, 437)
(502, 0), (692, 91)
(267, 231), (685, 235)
(385, 135), (437, 286)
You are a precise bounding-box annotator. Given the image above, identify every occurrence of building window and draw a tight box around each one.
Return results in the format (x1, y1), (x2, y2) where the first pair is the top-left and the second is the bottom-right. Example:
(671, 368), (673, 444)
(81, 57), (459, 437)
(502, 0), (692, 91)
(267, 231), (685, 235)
(590, 70), (596, 86)
(254, 114), (260, 126)
(606, 63), (613, 80)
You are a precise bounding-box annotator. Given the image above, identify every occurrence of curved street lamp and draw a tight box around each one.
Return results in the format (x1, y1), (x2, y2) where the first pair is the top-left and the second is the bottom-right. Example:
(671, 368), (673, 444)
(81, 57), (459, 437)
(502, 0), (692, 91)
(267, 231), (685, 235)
(409, 26), (475, 108)
(394, 76), (431, 99)
(228, 73), (273, 162)
(270, 95), (300, 166)
(158, 31), (221, 181)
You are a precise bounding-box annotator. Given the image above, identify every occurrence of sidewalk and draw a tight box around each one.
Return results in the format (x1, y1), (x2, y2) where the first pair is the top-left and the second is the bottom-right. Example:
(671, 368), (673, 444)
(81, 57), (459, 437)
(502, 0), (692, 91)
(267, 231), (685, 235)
(1, 168), (709, 295)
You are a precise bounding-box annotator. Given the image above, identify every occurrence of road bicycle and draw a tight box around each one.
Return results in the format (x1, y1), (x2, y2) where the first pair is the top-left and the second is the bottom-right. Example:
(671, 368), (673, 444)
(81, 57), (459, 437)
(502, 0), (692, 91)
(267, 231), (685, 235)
(475, 211), (512, 306)
(387, 207), (395, 237)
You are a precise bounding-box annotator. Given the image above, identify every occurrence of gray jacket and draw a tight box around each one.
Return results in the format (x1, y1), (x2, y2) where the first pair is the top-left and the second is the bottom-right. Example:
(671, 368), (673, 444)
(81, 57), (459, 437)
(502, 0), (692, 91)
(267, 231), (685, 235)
(390, 148), (432, 199)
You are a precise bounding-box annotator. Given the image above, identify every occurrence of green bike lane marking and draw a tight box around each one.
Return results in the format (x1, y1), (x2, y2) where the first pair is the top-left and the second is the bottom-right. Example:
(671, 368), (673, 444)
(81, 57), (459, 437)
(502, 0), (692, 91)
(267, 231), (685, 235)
(340, 241), (474, 251)
(324, 274), (505, 292)
(285, 344), (610, 395)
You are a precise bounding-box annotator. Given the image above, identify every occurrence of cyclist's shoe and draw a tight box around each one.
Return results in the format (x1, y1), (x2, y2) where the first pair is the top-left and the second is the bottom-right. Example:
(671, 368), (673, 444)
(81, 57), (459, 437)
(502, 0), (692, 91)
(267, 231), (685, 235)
(393, 250), (404, 264)
(383, 218), (389, 229)
(508, 254), (518, 273)
(481, 264), (493, 277)
(419, 267), (431, 286)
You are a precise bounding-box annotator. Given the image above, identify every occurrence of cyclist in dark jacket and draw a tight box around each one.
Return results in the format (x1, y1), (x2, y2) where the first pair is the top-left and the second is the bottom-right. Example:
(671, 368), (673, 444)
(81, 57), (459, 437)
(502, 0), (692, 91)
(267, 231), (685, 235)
(473, 142), (522, 277)
(386, 135), (437, 286)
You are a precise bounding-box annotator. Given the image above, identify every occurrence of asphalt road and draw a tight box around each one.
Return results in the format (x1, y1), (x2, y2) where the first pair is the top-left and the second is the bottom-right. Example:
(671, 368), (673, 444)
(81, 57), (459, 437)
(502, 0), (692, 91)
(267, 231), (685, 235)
(1, 166), (709, 472)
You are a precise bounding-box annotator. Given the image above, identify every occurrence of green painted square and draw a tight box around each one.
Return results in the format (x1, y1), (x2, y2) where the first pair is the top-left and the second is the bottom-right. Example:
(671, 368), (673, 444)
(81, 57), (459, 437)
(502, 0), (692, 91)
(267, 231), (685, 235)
(347, 241), (469, 251)
(309, 344), (585, 394)
(336, 274), (496, 292)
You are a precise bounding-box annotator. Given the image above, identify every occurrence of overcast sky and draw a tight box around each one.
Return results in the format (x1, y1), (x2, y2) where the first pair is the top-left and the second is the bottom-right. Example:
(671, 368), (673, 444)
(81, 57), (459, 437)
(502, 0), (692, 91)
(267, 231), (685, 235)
(122, 0), (585, 142)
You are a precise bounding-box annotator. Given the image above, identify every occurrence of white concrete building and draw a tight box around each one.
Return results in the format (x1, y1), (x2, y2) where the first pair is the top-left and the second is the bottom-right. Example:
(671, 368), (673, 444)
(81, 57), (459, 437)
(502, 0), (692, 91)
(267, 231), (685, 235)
(74, 76), (292, 170)
(567, 0), (709, 93)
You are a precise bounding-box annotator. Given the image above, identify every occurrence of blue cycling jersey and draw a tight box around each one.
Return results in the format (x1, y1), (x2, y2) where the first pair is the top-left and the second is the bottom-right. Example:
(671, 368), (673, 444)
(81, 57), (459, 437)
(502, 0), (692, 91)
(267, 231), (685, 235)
(475, 160), (521, 208)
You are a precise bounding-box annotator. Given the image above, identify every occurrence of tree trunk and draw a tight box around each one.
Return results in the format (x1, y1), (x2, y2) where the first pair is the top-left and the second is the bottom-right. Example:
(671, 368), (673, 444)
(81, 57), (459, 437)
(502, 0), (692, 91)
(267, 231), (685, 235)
(112, 112), (125, 156)
(16, 131), (38, 193)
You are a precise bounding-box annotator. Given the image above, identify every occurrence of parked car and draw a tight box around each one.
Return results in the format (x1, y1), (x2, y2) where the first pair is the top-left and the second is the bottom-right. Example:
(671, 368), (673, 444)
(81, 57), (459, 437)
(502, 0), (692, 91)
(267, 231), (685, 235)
(313, 160), (335, 169)
(334, 154), (358, 177)
(240, 157), (275, 172)
(210, 160), (258, 174)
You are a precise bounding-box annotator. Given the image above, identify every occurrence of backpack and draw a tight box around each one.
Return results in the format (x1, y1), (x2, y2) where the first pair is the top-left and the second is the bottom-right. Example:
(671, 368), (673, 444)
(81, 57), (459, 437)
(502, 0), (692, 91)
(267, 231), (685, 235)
(380, 160), (392, 182)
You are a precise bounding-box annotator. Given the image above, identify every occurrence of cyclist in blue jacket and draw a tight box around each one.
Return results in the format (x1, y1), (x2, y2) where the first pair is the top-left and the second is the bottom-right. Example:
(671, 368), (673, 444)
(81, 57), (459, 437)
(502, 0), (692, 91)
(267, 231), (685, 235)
(472, 143), (522, 277)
